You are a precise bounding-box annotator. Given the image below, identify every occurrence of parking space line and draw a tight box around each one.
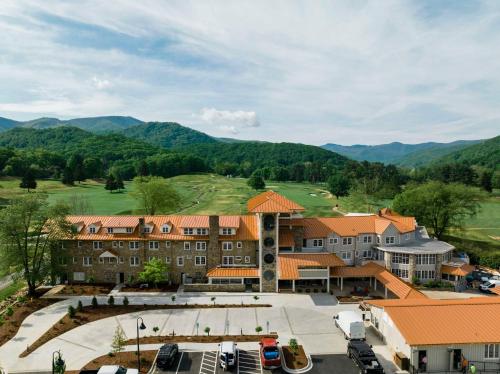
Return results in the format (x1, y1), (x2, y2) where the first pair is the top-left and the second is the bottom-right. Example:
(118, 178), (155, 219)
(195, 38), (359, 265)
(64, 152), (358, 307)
(175, 352), (184, 374)
(199, 350), (218, 374)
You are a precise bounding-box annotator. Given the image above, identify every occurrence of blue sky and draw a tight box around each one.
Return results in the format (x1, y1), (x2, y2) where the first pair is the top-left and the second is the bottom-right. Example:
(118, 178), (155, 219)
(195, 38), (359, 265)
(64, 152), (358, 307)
(1, 0), (499, 145)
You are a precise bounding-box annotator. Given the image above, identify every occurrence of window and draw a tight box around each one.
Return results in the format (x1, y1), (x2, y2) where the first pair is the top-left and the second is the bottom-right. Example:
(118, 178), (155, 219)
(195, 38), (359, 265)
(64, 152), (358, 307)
(129, 241), (139, 250)
(392, 253), (409, 264)
(377, 236), (381, 244)
(165, 241), (171, 248)
(223, 256), (234, 265)
(118, 241), (123, 248)
(107, 228), (113, 234)
(244, 256), (251, 264)
(162, 225), (170, 233)
(143, 226), (151, 233)
(183, 228), (194, 235)
(149, 241), (160, 250)
(196, 242), (207, 251)
(148, 256), (158, 262)
(177, 256), (184, 267)
(119, 256), (124, 264)
(312, 239), (324, 247)
(485, 344), (499, 359)
(237, 241), (243, 249)
(72, 257), (77, 264)
(385, 236), (396, 244)
(126, 227), (133, 233)
(223, 242), (233, 251)
(165, 256), (171, 264)
(362, 250), (372, 258)
(342, 237), (353, 246)
(363, 236), (373, 244)
(99, 257), (104, 264)
(415, 270), (435, 280)
(405, 233), (410, 240)
(392, 268), (409, 279)
(60, 242), (65, 249)
(341, 252), (352, 260)
(328, 238), (334, 245)
(112, 241), (118, 248)
(195, 256), (206, 266)
(184, 242), (191, 251)
(58, 257), (67, 266)
(130, 256), (140, 266)
(83, 257), (92, 267)
(93, 241), (103, 250)
(416, 254), (436, 265)
(89, 226), (96, 234)
(77, 241), (82, 248)
(196, 228), (208, 235)
(221, 228), (233, 235)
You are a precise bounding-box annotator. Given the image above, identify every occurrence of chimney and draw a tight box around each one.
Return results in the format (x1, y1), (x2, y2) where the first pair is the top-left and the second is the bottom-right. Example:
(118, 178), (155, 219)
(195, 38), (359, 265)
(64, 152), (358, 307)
(207, 215), (220, 271)
(138, 217), (145, 237)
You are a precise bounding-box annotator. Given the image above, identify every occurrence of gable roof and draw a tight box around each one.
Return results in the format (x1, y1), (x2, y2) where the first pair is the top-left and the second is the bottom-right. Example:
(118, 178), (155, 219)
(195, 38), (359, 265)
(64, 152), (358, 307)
(206, 267), (259, 278)
(247, 191), (305, 213)
(441, 263), (475, 277)
(367, 297), (500, 345)
(102, 216), (140, 228)
(219, 216), (241, 228)
(278, 253), (345, 280)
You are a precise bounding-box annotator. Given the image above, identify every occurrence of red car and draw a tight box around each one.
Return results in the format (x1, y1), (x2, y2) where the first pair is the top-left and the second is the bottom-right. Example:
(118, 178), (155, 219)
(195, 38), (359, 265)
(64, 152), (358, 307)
(259, 337), (281, 369)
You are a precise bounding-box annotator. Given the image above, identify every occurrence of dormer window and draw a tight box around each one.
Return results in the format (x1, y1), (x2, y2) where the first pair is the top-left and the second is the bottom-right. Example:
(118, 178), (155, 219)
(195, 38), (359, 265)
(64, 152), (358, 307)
(89, 226), (96, 234)
(126, 227), (133, 233)
(196, 228), (208, 235)
(107, 228), (113, 234)
(162, 225), (171, 233)
(184, 228), (194, 235)
(221, 228), (234, 235)
(143, 227), (151, 233)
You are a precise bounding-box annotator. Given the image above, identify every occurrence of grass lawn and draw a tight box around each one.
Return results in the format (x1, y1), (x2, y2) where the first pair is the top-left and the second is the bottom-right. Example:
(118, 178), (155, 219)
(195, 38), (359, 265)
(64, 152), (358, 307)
(0, 281), (24, 302)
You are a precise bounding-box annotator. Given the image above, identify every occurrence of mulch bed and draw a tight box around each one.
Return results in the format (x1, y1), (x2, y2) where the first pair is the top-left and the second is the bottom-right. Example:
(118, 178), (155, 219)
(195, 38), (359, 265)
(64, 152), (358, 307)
(56, 284), (115, 296)
(0, 295), (56, 347)
(20, 303), (272, 357)
(121, 284), (179, 293)
(338, 295), (383, 303)
(126, 334), (278, 345)
(282, 345), (308, 370)
(77, 350), (157, 374)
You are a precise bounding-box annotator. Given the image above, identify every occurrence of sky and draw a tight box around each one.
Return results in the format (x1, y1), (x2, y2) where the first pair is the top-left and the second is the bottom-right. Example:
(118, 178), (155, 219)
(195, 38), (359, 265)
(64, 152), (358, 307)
(0, 1), (499, 145)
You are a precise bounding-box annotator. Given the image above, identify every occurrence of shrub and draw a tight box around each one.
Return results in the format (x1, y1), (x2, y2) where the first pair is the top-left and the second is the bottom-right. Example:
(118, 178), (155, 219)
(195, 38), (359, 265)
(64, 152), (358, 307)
(253, 295), (260, 301)
(171, 295), (176, 303)
(111, 326), (126, 353)
(5, 306), (14, 317)
(255, 326), (263, 334)
(108, 296), (115, 306)
(123, 296), (129, 306)
(77, 300), (83, 312)
(153, 326), (160, 335)
(211, 296), (216, 305)
(68, 305), (76, 318)
(204, 326), (211, 336)
(88, 276), (95, 284)
(16, 296), (27, 303)
(289, 338), (299, 355)
(91, 296), (98, 308)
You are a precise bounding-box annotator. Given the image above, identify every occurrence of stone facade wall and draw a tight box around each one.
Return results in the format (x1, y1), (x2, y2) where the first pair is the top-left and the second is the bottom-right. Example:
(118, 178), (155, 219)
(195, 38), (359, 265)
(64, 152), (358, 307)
(183, 283), (246, 292)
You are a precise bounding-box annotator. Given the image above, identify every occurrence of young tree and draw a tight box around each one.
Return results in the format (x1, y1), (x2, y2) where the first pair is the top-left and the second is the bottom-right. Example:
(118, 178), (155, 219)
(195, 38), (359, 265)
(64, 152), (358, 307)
(105, 174), (117, 193)
(288, 338), (299, 355)
(19, 168), (37, 192)
(393, 181), (482, 239)
(0, 194), (72, 296)
(131, 176), (180, 215)
(111, 326), (127, 354)
(247, 173), (265, 190)
(138, 258), (168, 287)
(115, 175), (125, 192)
(480, 170), (493, 193)
(61, 167), (75, 186)
(204, 326), (211, 336)
(255, 326), (263, 334)
(327, 173), (351, 199)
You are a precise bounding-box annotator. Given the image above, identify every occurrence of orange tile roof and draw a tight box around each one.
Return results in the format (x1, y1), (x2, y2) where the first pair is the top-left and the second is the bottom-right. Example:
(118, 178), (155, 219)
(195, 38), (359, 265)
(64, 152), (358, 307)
(302, 215), (415, 238)
(206, 267), (259, 278)
(278, 253), (345, 280)
(219, 216), (240, 228)
(179, 216), (210, 228)
(247, 191), (305, 213)
(367, 297), (500, 345)
(441, 263), (475, 277)
(102, 216), (140, 228)
(279, 228), (296, 247)
(331, 262), (427, 300)
(66, 215), (257, 241)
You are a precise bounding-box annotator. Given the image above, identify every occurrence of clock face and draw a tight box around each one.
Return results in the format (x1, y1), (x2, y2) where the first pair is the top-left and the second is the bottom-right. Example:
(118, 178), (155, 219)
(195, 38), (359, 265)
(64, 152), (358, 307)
(263, 270), (275, 281)
(264, 253), (275, 264)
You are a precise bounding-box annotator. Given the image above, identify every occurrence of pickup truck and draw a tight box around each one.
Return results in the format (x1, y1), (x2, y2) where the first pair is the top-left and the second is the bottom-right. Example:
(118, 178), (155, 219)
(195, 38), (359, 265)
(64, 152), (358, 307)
(347, 340), (384, 374)
(259, 337), (281, 370)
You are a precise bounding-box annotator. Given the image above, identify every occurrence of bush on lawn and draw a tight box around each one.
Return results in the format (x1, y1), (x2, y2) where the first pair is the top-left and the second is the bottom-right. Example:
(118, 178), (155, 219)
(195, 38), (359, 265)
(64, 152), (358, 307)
(123, 296), (129, 306)
(91, 296), (98, 307)
(77, 300), (83, 312)
(68, 305), (76, 318)
(108, 296), (115, 306)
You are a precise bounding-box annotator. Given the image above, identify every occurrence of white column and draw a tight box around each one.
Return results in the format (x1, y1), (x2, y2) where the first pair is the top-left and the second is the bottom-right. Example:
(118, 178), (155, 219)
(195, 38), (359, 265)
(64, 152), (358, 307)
(384, 285), (388, 298)
(340, 277), (344, 291)
(327, 277), (330, 293)
(292, 280), (296, 293)
(374, 278), (377, 290)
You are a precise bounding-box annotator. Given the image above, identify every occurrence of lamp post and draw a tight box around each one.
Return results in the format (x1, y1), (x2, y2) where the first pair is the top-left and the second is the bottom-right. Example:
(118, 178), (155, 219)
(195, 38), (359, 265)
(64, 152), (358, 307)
(136, 317), (147, 372)
(52, 350), (65, 374)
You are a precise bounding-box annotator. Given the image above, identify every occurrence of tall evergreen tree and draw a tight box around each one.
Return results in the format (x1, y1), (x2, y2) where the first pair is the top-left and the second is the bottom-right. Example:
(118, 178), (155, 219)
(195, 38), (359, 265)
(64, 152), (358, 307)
(19, 168), (37, 192)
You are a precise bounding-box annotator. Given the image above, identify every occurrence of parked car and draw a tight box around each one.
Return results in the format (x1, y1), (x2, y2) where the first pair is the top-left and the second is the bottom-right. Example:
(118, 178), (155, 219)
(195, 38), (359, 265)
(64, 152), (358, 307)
(480, 279), (500, 293)
(347, 340), (384, 374)
(156, 343), (179, 370)
(97, 366), (138, 374)
(218, 341), (238, 370)
(334, 311), (366, 340)
(259, 337), (281, 370)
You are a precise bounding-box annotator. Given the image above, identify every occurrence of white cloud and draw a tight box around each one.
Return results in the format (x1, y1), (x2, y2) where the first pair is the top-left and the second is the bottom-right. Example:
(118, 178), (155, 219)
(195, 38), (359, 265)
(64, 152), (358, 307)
(219, 125), (239, 135)
(199, 108), (260, 129)
(91, 76), (111, 90)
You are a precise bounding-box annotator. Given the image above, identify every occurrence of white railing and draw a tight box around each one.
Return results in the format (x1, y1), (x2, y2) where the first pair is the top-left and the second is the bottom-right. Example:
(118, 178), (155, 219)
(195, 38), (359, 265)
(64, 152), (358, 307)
(298, 268), (329, 278)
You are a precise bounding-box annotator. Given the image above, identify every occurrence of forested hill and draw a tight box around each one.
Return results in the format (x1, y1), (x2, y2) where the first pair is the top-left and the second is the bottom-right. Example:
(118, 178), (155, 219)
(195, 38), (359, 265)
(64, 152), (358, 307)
(435, 136), (500, 169)
(178, 141), (350, 170)
(322, 140), (481, 166)
(122, 122), (217, 148)
(16, 116), (144, 132)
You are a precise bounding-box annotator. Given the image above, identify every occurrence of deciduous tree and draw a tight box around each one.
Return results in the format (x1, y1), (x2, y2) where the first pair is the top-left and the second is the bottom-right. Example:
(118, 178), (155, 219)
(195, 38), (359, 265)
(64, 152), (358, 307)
(327, 173), (350, 199)
(138, 258), (169, 287)
(247, 173), (265, 190)
(131, 176), (180, 215)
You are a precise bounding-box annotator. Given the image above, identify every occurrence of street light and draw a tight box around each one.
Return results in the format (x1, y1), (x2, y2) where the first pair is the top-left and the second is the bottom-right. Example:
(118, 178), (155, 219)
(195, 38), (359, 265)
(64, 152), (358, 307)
(52, 350), (65, 374)
(136, 317), (147, 372)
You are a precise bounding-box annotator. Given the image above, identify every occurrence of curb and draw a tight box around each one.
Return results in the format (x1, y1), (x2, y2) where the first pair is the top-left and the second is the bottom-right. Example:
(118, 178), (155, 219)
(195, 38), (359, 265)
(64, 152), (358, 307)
(279, 347), (313, 374)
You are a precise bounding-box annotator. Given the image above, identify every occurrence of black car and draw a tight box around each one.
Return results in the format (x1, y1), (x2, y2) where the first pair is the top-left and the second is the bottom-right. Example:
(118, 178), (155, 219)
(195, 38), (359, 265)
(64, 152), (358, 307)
(347, 340), (384, 374)
(156, 344), (179, 370)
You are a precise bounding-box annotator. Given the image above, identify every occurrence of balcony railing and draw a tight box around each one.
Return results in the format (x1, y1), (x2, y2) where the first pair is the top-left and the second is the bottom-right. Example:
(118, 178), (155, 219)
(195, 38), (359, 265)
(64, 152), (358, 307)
(298, 268), (329, 279)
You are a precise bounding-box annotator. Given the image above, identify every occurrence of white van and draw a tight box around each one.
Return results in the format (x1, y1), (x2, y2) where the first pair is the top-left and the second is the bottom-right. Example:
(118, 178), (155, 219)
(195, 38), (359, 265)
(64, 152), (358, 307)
(334, 311), (366, 340)
(480, 279), (500, 293)
(97, 366), (138, 374)
(219, 341), (238, 370)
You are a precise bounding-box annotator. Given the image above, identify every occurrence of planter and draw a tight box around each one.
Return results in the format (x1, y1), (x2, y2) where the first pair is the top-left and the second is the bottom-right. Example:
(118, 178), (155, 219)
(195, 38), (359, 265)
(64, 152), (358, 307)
(281, 345), (312, 373)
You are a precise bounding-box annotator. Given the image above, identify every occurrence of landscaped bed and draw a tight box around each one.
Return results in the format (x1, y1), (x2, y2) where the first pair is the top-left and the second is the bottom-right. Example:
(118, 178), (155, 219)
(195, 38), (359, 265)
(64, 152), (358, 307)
(75, 350), (157, 374)
(55, 284), (115, 296)
(121, 284), (179, 293)
(282, 345), (308, 370)
(21, 302), (271, 357)
(337, 295), (383, 303)
(0, 292), (56, 347)
(126, 334), (278, 345)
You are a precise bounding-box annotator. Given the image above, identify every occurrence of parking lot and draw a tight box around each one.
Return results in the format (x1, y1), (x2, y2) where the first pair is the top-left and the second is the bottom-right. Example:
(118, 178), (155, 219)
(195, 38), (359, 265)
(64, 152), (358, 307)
(154, 349), (360, 374)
